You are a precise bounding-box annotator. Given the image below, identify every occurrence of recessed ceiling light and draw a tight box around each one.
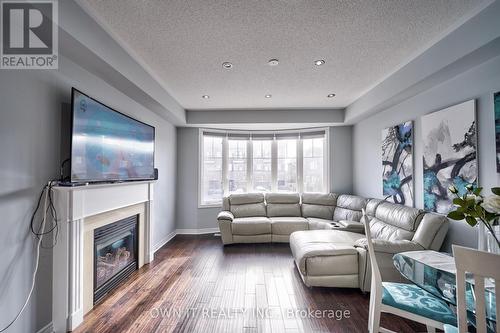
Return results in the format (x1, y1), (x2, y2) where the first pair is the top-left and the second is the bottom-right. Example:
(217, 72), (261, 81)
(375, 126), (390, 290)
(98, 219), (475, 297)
(268, 59), (279, 66)
(202, 95), (210, 99)
(222, 62), (233, 69)
(314, 59), (326, 66)
(265, 94), (272, 98)
(327, 93), (336, 98)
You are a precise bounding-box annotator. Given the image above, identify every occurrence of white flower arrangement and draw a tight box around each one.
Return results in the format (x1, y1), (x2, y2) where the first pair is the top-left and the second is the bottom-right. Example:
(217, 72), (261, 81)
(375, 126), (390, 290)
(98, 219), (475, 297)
(482, 195), (500, 214)
(447, 186), (500, 248)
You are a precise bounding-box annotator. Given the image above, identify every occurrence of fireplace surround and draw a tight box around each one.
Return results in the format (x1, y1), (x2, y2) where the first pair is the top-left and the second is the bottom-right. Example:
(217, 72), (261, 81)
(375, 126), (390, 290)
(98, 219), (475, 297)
(53, 181), (154, 332)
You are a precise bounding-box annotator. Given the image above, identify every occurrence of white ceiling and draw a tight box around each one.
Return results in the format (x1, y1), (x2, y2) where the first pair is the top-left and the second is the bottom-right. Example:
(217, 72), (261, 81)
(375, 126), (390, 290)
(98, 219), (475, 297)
(80, 0), (488, 111)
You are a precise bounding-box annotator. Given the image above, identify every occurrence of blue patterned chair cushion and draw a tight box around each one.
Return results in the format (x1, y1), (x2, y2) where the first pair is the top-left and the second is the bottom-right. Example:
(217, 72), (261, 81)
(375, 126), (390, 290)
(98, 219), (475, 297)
(382, 282), (457, 326)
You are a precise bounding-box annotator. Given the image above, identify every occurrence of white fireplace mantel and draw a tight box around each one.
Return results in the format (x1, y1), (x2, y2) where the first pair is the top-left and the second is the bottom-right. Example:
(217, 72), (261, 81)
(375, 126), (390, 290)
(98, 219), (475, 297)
(52, 181), (155, 333)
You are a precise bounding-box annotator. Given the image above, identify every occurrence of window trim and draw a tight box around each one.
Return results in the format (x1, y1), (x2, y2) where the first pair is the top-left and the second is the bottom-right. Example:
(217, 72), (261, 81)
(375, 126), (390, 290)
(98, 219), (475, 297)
(198, 127), (330, 208)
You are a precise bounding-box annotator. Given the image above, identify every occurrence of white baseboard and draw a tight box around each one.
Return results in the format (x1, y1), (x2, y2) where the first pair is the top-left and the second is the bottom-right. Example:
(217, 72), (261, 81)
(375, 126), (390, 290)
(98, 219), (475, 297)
(176, 228), (219, 235)
(152, 228), (219, 253)
(152, 230), (176, 253)
(37, 322), (53, 333)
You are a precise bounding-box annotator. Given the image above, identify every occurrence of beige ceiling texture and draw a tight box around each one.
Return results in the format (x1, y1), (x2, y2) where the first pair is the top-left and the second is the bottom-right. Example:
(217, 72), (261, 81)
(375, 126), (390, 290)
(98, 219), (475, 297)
(81, 0), (488, 110)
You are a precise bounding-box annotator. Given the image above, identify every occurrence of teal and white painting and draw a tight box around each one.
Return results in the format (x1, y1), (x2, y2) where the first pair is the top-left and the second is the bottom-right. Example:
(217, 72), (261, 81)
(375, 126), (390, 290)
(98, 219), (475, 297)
(422, 100), (477, 214)
(382, 121), (413, 206)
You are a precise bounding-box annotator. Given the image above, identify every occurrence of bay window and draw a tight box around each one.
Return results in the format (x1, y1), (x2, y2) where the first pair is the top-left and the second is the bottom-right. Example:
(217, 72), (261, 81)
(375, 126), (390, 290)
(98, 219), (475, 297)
(201, 134), (224, 205)
(252, 138), (273, 192)
(199, 128), (329, 206)
(277, 137), (298, 192)
(227, 134), (249, 194)
(302, 131), (326, 193)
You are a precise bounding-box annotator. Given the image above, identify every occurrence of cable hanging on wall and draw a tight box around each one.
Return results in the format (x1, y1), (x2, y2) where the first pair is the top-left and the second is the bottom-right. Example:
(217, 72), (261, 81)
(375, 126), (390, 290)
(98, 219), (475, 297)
(0, 180), (58, 332)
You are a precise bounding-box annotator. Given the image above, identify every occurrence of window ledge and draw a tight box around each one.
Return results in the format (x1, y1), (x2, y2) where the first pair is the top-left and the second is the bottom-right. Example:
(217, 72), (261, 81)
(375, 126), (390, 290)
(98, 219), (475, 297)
(198, 203), (222, 209)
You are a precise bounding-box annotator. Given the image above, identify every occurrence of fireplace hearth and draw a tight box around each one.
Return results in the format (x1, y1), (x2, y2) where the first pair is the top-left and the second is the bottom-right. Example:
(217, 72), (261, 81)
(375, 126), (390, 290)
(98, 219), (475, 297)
(93, 215), (138, 304)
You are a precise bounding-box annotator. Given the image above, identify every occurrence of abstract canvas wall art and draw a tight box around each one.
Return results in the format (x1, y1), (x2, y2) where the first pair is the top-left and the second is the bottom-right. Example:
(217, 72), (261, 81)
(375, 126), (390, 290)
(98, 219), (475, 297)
(495, 91), (500, 173)
(422, 100), (477, 214)
(382, 121), (413, 206)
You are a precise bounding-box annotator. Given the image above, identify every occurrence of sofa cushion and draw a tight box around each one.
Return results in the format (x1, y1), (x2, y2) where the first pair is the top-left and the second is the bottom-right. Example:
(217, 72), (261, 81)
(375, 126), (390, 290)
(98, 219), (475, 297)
(333, 194), (368, 222)
(232, 217), (271, 235)
(231, 203), (267, 218)
(369, 217), (414, 241)
(233, 234), (272, 243)
(412, 213), (448, 249)
(301, 204), (334, 220)
(366, 201), (424, 241)
(265, 193), (301, 217)
(306, 217), (333, 230)
(229, 193), (265, 205)
(267, 203), (301, 217)
(228, 193), (267, 218)
(335, 194), (367, 210)
(270, 217), (308, 235)
(302, 193), (337, 205)
(365, 199), (384, 217)
(266, 193), (300, 204)
(290, 230), (364, 275)
(305, 253), (359, 276)
(373, 201), (424, 232)
(301, 193), (337, 220)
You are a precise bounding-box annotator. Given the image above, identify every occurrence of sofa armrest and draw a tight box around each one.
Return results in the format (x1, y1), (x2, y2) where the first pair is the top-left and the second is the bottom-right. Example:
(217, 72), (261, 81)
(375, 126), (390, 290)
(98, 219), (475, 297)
(217, 211), (234, 222)
(217, 213), (234, 245)
(354, 238), (424, 254)
(337, 220), (365, 233)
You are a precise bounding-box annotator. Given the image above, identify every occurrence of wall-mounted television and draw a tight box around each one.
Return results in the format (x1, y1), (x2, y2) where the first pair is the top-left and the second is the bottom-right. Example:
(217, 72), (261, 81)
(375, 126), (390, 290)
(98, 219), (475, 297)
(70, 88), (155, 183)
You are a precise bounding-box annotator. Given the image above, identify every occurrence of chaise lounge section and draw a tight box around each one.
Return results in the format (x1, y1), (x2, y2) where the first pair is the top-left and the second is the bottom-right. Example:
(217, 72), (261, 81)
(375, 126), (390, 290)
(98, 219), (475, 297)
(217, 192), (449, 292)
(291, 199), (449, 291)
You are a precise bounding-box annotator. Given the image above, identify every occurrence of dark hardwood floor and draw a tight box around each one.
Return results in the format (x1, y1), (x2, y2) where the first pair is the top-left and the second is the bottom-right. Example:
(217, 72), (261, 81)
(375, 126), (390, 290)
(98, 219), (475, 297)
(75, 235), (426, 333)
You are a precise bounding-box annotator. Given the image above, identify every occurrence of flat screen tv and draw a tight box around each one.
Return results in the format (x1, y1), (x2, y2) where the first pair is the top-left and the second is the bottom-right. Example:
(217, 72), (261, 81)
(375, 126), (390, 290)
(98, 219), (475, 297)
(70, 88), (155, 183)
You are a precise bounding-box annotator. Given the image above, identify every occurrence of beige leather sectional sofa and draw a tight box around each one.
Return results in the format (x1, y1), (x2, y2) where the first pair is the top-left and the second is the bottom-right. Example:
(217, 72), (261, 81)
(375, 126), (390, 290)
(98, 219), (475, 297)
(217, 192), (449, 292)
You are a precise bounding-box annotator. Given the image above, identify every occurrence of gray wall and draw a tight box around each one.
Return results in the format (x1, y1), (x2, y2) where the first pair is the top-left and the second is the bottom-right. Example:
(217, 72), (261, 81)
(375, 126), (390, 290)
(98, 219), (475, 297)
(352, 55), (500, 251)
(330, 126), (353, 194)
(0, 56), (176, 333)
(175, 128), (222, 230)
(175, 126), (353, 230)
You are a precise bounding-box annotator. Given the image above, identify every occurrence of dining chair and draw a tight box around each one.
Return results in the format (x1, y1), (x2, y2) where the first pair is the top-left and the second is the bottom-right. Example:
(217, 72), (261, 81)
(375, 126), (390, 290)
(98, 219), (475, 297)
(362, 209), (457, 333)
(443, 245), (500, 333)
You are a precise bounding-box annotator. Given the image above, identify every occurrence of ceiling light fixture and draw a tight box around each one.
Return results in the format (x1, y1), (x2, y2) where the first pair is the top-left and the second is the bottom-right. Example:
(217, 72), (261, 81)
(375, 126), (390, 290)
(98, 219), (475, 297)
(327, 93), (336, 98)
(268, 59), (279, 66)
(314, 59), (326, 66)
(202, 95), (210, 99)
(222, 62), (233, 69)
(265, 94), (272, 98)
